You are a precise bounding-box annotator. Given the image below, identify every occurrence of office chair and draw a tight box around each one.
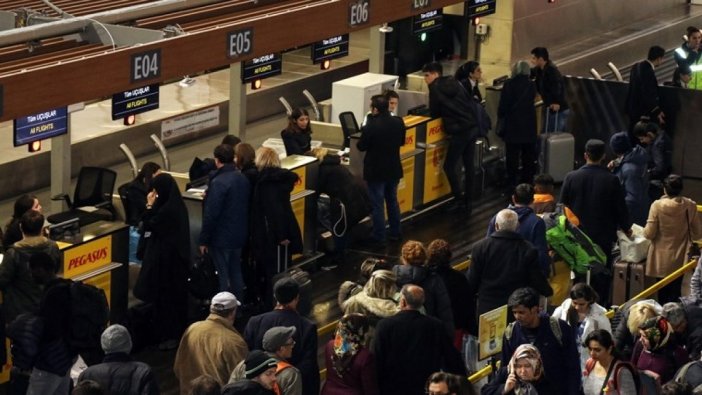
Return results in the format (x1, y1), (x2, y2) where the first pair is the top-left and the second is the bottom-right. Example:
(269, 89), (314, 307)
(338, 111), (360, 150)
(48, 166), (118, 226)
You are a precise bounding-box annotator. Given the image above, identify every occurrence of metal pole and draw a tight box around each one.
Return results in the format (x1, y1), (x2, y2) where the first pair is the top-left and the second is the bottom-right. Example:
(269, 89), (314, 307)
(229, 62), (247, 140)
(50, 118), (71, 214)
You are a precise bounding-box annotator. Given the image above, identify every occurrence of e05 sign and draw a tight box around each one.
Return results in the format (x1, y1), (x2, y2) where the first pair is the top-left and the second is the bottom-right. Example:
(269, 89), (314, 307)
(228, 28), (254, 58)
(131, 49), (161, 83)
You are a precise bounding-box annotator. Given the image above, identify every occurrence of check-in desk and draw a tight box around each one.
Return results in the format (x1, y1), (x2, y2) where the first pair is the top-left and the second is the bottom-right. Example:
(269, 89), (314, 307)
(171, 154), (320, 263)
(58, 221), (129, 323)
(349, 115), (454, 214)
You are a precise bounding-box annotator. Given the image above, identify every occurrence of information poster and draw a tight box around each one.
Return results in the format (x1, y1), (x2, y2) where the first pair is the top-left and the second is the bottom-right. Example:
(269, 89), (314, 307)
(397, 157), (416, 214)
(478, 304), (508, 360)
(423, 143), (451, 203)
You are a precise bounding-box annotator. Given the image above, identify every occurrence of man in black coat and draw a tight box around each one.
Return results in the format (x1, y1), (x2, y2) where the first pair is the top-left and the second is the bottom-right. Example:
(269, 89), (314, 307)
(423, 61), (478, 214)
(560, 139), (632, 305)
(356, 94), (406, 244)
(374, 284), (464, 395)
(627, 46), (666, 132)
(244, 278), (318, 395)
(530, 47), (569, 133)
(467, 209), (552, 324)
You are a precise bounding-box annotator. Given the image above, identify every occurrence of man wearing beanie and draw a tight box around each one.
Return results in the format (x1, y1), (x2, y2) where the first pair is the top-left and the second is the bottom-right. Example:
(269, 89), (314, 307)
(222, 350), (277, 395)
(230, 326), (302, 395)
(609, 131), (651, 225)
(175, 292), (248, 394)
(77, 324), (159, 394)
(244, 278), (319, 395)
(560, 139), (633, 306)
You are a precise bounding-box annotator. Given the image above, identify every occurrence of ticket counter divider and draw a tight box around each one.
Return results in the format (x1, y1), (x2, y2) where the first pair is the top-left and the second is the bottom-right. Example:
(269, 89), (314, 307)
(168, 154), (322, 267)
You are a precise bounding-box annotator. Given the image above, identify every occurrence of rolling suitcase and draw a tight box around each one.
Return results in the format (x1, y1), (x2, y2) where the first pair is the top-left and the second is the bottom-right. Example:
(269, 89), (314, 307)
(540, 112), (574, 183)
(612, 260), (649, 306)
(270, 245), (312, 316)
(628, 261), (647, 300)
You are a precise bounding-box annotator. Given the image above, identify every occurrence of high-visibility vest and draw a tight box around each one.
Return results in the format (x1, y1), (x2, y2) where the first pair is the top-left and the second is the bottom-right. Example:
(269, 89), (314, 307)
(272, 360), (293, 395)
(676, 46), (702, 89)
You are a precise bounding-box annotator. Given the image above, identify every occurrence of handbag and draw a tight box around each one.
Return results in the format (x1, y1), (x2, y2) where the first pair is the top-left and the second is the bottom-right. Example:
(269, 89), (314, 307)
(617, 224), (651, 263)
(187, 252), (220, 300)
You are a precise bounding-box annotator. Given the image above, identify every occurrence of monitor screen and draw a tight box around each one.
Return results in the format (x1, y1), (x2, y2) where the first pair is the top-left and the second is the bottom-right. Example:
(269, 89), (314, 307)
(48, 217), (81, 243)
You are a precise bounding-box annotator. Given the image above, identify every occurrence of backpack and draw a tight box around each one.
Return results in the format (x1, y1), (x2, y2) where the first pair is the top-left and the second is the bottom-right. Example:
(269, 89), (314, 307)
(674, 360), (702, 393)
(504, 316), (563, 347)
(584, 358), (643, 394)
(543, 207), (606, 274)
(69, 281), (110, 353)
(6, 313), (44, 370)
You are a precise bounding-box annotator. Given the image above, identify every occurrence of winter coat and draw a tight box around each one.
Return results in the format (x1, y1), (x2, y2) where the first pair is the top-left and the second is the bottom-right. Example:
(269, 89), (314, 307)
(428, 76), (479, 138)
(317, 154), (371, 231)
(533, 62), (568, 109)
(34, 278), (74, 376)
(125, 179), (148, 226)
(356, 113), (406, 182)
(250, 167), (303, 257)
(626, 60), (662, 121)
(631, 338), (688, 383)
(244, 308), (319, 395)
(199, 163), (250, 248)
(643, 195), (702, 278)
(393, 264), (455, 337)
(434, 265), (473, 332)
(533, 193), (557, 215)
(481, 366), (557, 395)
(560, 164), (632, 256)
(321, 341), (379, 395)
(0, 237), (60, 323)
(281, 127), (312, 156)
(229, 354), (302, 395)
(222, 380), (275, 395)
(497, 74), (537, 144)
(341, 291), (399, 326)
(174, 314), (249, 395)
(337, 281), (364, 309)
(78, 352), (159, 395)
(467, 230), (553, 319)
(612, 145), (650, 226)
(501, 314), (581, 394)
(487, 205), (550, 276)
(374, 310), (465, 395)
(553, 298), (612, 370)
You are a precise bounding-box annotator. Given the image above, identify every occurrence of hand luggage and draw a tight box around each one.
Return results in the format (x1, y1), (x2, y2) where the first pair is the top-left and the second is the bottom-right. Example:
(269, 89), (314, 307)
(271, 245), (312, 316)
(540, 112), (574, 183)
(612, 260), (649, 306)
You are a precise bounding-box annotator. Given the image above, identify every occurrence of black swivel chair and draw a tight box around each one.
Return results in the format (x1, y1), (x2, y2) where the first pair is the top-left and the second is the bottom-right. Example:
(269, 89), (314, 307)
(48, 167), (118, 227)
(338, 111), (360, 150)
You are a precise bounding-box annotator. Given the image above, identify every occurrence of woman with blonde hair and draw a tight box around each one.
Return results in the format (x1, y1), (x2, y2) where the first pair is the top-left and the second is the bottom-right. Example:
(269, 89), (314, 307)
(613, 300), (661, 360)
(482, 344), (556, 394)
(342, 270), (399, 325)
(393, 240), (455, 337)
(249, 146), (302, 309)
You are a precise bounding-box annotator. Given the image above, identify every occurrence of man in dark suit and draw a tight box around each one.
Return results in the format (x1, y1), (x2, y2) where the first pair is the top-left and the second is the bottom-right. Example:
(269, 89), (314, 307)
(560, 139), (632, 305)
(356, 94), (406, 244)
(530, 47), (569, 133)
(627, 46), (666, 132)
(374, 284), (464, 395)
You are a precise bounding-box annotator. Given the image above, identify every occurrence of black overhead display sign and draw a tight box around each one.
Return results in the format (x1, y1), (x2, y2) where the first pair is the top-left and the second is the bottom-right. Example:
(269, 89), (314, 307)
(311, 34), (350, 64)
(112, 84), (160, 120)
(241, 53), (282, 83)
(467, 0), (497, 18)
(14, 107), (68, 146)
(413, 9), (443, 34)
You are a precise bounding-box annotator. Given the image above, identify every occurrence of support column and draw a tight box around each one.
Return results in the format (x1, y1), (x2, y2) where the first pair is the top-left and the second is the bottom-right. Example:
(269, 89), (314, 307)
(228, 62), (247, 140)
(476, 0), (515, 84)
(368, 25), (385, 74)
(50, 123), (71, 214)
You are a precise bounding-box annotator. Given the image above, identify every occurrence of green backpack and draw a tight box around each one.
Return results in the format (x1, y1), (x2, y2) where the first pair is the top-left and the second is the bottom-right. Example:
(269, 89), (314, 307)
(543, 209), (606, 274)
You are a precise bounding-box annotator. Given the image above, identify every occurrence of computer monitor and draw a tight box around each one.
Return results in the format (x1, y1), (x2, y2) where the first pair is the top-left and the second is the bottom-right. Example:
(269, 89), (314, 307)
(407, 104), (430, 116)
(48, 217), (81, 243)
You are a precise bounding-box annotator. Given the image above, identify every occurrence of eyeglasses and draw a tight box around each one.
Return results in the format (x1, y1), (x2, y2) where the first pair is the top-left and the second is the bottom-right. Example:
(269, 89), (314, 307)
(283, 340), (296, 347)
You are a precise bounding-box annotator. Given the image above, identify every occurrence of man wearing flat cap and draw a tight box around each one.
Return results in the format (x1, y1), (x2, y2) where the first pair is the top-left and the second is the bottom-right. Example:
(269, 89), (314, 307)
(230, 326), (302, 395)
(245, 278), (319, 395)
(222, 350), (278, 395)
(175, 292), (248, 395)
(78, 324), (159, 394)
(560, 138), (632, 306)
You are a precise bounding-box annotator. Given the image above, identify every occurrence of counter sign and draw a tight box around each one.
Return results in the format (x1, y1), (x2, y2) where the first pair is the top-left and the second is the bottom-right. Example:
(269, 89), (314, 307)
(241, 53), (282, 83)
(413, 9), (443, 34)
(14, 107), (68, 146)
(227, 27), (253, 58)
(112, 84), (160, 120)
(131, 49), (161, 83)
(467, 0), (496, 18)
(311, 34), (350, 64)
(349, 0), (370, 27)
(412, 0), (431, 10)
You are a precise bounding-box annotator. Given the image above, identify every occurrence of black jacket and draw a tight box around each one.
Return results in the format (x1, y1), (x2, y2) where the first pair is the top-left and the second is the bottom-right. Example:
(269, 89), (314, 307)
(392, 264), (455, 337)
(356, 113), (405, 182)
(533, 62), (568, 109)
(125, 180), (148, 226)
(281, 128), (312, 156)
(434, 265), (473, 333)
(200, 164), (250, 248)
(223, 380), (276, 395)
(560, 164), (632, 254)
(626, 60), (662, 120)
(374, 310), (464, 395)
(244, 308), (319, 395)
(78, 352), (159, 395)
(428, 76), (478, 138)
(34, 278), (74, 376)
(497, 74), (537, 144)
(250, 167), (303, 256)
(467, 230), (553, 319)
(317, 154), (371, 230)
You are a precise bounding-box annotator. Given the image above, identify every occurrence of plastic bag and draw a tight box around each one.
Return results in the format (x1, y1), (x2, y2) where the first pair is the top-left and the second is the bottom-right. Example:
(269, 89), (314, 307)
(617, 224), (650, 263)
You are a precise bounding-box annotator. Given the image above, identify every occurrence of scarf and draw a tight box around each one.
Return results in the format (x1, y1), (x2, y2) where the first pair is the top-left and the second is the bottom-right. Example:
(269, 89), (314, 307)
(640, 316), (672, 352)
(332, 314), (368, 377)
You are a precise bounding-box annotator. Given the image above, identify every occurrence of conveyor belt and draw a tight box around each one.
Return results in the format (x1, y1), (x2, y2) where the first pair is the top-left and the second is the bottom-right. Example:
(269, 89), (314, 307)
(600, 49), (678, 83)
(0, 0), (154, 17)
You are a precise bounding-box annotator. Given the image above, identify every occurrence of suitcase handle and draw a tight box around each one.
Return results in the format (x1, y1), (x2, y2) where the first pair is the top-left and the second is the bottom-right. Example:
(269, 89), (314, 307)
(544, 108), (560, 135)
(277, 244), (289, 273)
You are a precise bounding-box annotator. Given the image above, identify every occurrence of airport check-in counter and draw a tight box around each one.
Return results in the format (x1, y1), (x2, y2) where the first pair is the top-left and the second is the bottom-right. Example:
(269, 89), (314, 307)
(57, 221), (129, 323)
(348, 115), (453, 214)
(171, 154), (320, 264)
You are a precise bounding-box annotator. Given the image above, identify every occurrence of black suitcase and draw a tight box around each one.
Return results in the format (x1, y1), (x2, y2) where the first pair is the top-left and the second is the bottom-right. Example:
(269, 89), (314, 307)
(270, 245), (312, 317)
(124, 302), (157, 352)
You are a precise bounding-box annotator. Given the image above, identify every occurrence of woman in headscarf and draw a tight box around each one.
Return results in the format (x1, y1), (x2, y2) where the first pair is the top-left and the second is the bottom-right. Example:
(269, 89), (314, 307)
(631, 316), (688, 382)
(321, 314), (378, 395)
(133, 173), (190, 351)
(482, 344), (556, 395)
(125, 161), (160, 264)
